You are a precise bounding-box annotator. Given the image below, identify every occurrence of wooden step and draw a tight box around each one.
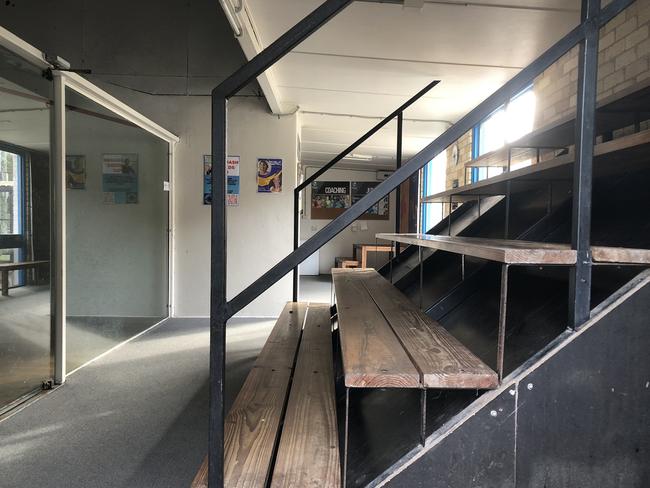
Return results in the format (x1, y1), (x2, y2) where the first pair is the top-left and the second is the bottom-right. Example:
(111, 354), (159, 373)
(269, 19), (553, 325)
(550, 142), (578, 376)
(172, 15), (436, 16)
(270, 304), (340, 488)
(332, 268), (498, 389)
(192, 302), (341, 488)
(377, 234), (650, 267)
(332, 268), (420, 388)
(191, 302), (306, 488)
(376, 234), (577, 265)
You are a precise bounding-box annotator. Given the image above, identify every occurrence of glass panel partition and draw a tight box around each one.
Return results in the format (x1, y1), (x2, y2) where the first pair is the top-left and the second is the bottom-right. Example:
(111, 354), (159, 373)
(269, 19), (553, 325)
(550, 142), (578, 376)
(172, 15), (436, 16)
(65, 88), (169, 371)
(0, 46), (52, 410)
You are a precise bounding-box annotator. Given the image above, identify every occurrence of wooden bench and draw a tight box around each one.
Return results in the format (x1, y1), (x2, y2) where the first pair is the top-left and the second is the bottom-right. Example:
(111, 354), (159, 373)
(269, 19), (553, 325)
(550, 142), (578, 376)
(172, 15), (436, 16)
(335, 257), (359, 269)
(352, 243), (394, 268)
(0, 260), (49, 296)
(332, 268), (498, 390)
(376, 234), (650, 381)
(191, 302), (340, 488)
(332, 268), (498, 484)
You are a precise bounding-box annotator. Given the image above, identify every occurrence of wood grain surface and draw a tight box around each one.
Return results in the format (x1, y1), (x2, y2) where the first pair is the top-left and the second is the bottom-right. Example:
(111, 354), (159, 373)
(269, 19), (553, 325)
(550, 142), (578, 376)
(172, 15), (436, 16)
(271, 304), (340, 488)
(332, 268), (420, 388)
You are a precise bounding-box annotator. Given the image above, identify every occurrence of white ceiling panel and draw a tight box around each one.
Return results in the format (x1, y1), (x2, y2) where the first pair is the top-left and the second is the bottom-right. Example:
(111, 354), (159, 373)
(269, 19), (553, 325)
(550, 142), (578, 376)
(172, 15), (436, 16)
(236, 0), (580, 167)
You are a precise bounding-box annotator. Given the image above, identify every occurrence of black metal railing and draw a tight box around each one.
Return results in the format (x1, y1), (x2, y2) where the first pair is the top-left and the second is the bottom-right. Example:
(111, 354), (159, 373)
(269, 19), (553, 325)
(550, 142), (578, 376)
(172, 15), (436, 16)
(208, 0), (633, 485)
(291, 79), (440, 300)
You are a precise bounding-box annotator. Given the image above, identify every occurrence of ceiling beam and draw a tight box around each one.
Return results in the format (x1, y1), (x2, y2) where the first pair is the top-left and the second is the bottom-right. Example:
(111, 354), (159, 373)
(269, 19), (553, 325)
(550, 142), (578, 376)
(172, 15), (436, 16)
(219, 1), (289, 114)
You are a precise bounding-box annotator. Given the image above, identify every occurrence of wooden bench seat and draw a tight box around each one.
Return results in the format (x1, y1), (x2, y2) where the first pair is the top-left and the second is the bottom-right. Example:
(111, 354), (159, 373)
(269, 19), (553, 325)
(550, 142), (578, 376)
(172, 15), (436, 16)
(0, 260), (49, 296)
(377, 234), (650, 267)
(331, 268), (498, 390)
(191, 302), (340, 488)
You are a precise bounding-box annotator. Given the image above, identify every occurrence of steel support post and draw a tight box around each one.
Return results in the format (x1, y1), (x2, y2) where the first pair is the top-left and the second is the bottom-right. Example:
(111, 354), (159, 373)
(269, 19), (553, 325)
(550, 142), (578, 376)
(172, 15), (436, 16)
(419, 246), (424, 310)
(420, 389), (427, 446)
(497, 264), (510, 382)
(569, 0), (600, 329)
(343, 387), (350, 488)
(292, 190), (299, 301)
(209, 96), (228, 487)
(395, 112), (403, 242)
(448, 197), (453, 236)
(504, 181), (512, 239)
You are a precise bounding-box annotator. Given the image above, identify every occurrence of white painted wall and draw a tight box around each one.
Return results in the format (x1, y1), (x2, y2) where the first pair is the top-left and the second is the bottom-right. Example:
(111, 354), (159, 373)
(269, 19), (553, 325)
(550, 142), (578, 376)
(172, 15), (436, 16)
(66, 110), (169, 317)
(300, 166), (395, 275)
(171, 96), (297, 318)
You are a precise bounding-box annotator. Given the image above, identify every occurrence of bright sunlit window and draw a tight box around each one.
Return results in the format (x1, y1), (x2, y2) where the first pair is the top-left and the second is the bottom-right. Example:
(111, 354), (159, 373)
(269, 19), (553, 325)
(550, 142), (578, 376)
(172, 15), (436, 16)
(420, 151), (447, 233)
(477, 87), (536, 157)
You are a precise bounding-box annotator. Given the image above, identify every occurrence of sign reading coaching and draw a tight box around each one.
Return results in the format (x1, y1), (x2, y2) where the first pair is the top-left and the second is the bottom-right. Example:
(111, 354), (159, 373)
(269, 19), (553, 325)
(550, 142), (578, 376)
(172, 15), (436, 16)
(310, 180), (389, 220)
(311, 181), (350, 219)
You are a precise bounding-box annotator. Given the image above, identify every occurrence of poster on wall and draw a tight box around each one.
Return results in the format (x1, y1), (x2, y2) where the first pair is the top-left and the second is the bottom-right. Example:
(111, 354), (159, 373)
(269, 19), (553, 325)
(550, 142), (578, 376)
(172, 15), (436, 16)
(351, 181), (390, 220)
(310, 181), (350, 220)
(203, 155), (240, 206)
(102, 154), (138, 204)
(66, 155), (86, 189)
(257, 158), (282, 193)
(203, 155), (212, 205)
(227, 155), (240, 206)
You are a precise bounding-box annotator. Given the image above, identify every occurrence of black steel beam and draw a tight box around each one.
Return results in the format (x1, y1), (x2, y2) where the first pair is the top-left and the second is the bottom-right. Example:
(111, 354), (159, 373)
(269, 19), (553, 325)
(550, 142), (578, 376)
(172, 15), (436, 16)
(226, 0), (634, 319)
(209, 96), (227, 487)
(569, 0), (601, 329)
(292, 188), (299, 302)
(396, 111), (403, 239)
(213, 0), (353, 98)
(295, 80), (440, 193)
(226, 20), (586, 318)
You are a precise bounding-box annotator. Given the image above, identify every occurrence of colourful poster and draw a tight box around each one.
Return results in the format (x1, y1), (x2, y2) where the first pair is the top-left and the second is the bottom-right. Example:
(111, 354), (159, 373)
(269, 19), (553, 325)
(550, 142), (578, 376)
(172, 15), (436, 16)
(310, 181), (350, 220)
(257, 158), (282, 193)
(203, 155), (212, 205)
(102, 154), (138, 204)
(204, 155), (240, 206)
(227, 155), (240, 206)
(351, 181), (390, 220)
(66, 155), (86, 190)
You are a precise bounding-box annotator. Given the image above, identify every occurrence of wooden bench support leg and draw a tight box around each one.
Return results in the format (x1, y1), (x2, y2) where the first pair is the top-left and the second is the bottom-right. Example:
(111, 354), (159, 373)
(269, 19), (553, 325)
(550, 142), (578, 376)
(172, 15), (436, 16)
(343, 387), (350, 488)
(420, 389), (427, 446)
(1, 270), (8, 297)
(497, 264), (510, 383)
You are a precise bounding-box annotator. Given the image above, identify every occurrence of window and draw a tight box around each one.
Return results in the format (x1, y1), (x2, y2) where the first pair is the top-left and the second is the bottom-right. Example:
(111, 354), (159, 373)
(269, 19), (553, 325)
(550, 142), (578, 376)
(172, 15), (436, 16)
(420, 151), (447, 233)
(472, 87), (536, 183)
(0, 148), (24, 287)
(0, 149), (22, 236)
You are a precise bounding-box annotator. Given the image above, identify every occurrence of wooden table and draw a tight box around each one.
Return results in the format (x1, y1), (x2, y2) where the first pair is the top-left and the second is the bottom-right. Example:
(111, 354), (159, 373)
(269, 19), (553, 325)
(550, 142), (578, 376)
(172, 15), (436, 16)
(0, 260), (49, 296)
(352, 243), (394, 268)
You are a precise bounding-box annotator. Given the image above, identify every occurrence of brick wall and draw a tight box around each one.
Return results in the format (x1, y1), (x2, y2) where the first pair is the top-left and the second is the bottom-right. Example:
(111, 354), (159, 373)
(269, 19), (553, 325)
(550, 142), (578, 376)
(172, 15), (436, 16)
(445, 129), (473, 190)
(534, 0), (650, 129)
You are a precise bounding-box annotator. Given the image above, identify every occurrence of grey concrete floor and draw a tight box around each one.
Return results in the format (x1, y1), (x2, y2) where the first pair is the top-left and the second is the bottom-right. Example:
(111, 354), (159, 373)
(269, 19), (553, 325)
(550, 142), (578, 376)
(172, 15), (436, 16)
(0, 316), (275, 488)
(0, 276), (334, 487)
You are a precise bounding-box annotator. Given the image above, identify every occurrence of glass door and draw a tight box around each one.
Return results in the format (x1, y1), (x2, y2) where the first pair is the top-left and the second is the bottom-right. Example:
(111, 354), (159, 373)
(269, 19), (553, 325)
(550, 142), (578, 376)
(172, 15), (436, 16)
(0, 45), (53, 411)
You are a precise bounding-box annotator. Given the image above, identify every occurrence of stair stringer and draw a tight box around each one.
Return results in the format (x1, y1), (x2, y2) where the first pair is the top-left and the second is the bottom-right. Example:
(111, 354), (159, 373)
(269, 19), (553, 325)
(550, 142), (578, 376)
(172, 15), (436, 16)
(367, 269), (650, 488)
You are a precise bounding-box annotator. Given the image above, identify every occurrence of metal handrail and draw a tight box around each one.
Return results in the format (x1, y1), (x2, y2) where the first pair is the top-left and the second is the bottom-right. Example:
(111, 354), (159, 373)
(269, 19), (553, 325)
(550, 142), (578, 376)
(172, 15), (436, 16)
(222, 0), (629, 319)
(208, 0), (633, 485)
(291, 79), (440, 299)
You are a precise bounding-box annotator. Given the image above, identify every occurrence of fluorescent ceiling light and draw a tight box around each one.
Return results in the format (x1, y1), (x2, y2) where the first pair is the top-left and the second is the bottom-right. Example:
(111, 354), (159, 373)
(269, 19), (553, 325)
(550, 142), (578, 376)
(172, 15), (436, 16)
(219, 0), (243, 37)
(347, 153), (374, 161)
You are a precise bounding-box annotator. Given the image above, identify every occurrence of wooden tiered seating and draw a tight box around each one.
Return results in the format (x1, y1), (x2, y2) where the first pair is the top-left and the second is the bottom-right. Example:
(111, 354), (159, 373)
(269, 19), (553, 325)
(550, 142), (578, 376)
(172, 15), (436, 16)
(332, 268), (498, 389)
(191, 302), (340, 488)
(376, 234), (650, 266)
(423, 127), (650, 204)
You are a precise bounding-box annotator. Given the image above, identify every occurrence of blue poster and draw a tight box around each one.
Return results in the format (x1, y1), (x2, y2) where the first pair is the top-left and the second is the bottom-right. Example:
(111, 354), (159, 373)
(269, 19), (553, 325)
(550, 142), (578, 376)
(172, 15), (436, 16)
(257, 158), (282, 193)
(102, 154), (138, 204)
(204, 155), (240, 205)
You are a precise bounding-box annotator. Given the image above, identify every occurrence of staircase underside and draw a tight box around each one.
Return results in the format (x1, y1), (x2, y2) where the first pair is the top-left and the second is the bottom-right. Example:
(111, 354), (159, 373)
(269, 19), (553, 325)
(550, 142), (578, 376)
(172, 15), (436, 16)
(360, 270), (650, 488)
